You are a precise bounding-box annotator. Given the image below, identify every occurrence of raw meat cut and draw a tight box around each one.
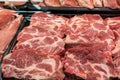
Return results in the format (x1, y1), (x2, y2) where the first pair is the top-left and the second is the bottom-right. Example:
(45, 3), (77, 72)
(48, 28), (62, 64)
(105, 17), (120, 78)
(3, 12), (120, 80)
(63, 45), (115, 80)
(30, 12), (68, 38)
(103, 0), (120, 9)
(93, 0), (103, 7)
(65, 14), (115, 51)
(59, 0), (79, 7)
(2, 48), (64, 80)
(2, 12), (65, 79)
(77, 0), (94, 9)
(15, 26), (65, 55)
(0, 9), (23, 59)
(105, 17), (120, 55)
(44, 0), (61, 7)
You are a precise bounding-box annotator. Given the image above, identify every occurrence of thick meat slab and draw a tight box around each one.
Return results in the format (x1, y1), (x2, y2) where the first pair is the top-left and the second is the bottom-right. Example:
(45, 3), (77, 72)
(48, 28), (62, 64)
(44, 0), (61, 7)
(0, 9), (23, 58)
(59, 0), (79, 7)
(65, 14), (115, 51)
(63, 45), (115, 80)
(30, 12), (68, 38)
(77, 0), (94, 9)
(2, 48), (64, 80)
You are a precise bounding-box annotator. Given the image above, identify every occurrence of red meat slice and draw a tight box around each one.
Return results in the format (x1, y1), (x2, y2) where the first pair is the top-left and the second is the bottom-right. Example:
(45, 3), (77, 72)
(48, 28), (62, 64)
(2, 48), (64, 80)
(63, 45), (115, 80)
(2, 12), (65, 80)
(65, 14), (115, 51)
(105, 17), (120, 78)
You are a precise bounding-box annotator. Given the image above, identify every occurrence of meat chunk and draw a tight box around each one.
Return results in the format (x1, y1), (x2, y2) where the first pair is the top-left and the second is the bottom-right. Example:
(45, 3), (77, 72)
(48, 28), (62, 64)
(103, 0), (120, 9)
(2, 48), (64, 80)
(0, 9), (23, 59)
(45, 0), (61, 7)
(77, 0), (94, 9)
(59, 0), (79, 7)
(65, 14), (115, 51)
(63, 45), (115, 80)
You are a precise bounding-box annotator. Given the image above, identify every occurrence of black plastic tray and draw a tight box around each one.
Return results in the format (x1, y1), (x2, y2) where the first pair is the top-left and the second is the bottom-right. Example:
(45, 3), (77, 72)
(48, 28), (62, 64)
(1, 12), (120, 80)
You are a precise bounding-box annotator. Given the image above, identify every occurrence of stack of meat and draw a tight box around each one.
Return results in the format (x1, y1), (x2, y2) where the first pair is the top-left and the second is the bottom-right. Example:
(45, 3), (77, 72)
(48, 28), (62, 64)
(2, 12), (120, 80)
(38, 0), (120, 9)
(0, 9), (23, 60)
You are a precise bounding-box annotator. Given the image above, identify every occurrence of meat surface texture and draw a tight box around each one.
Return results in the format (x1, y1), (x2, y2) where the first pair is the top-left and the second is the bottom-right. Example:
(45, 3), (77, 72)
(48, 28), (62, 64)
(44, 0), (61, 7)
(77, 0), (94, 9)
(103, 0), (120, 8)
(105, 17), (120, 78)
(2, 12), (66, 80)
(2, 49), (64, 80)
(0, 9), (23, 59)
(59, 0), (79, 7)
(15, 26), (65, 55)
(2, 12), (120, 80)
(65, 14), (115, 51)
(30, 12), (68, 38)
(93, 0), (103, 7)
(38, 0), (120, 9)
(63, 45), (115, 80)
